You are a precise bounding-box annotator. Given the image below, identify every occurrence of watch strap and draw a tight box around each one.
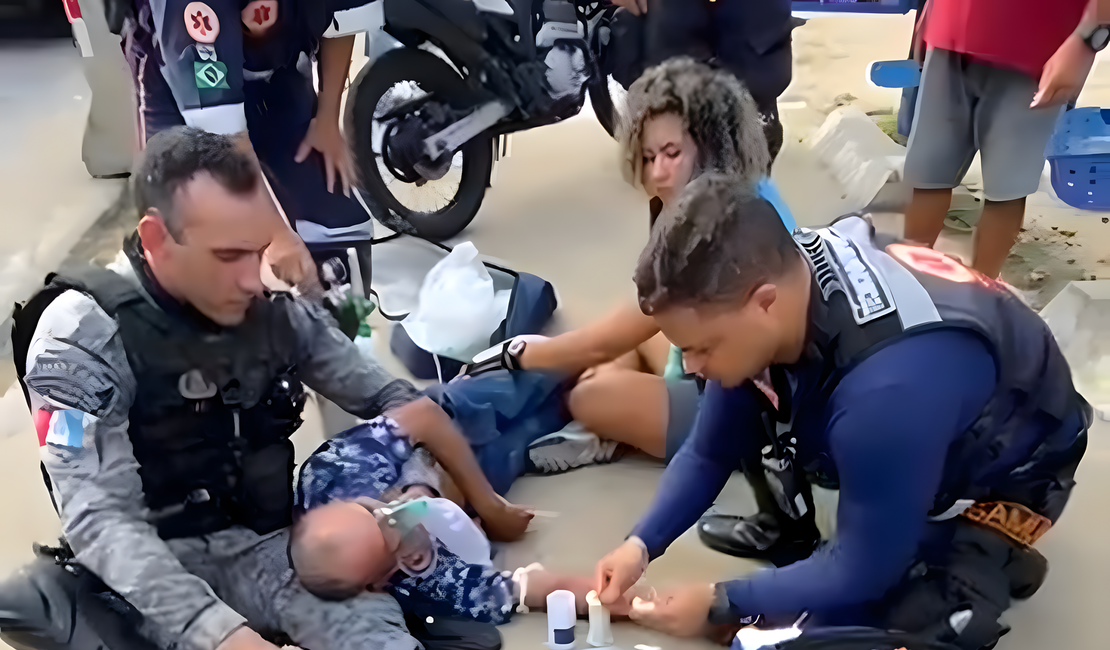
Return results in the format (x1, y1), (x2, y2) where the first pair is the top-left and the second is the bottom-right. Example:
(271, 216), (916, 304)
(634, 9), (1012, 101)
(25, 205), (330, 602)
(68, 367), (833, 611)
(1081, 24), (1110, 52)
(707, 583), (762, 628)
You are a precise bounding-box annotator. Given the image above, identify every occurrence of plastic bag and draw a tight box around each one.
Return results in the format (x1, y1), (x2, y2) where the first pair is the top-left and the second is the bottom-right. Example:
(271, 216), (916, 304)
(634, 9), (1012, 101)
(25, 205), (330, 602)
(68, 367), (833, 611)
(401, 242), (510, 361)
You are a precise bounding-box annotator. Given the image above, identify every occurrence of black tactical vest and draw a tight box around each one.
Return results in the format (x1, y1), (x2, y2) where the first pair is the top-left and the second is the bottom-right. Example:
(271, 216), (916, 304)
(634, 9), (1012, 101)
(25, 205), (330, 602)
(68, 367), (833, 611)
(15, 261), (307, 540)
(792, 215), (1090, 522)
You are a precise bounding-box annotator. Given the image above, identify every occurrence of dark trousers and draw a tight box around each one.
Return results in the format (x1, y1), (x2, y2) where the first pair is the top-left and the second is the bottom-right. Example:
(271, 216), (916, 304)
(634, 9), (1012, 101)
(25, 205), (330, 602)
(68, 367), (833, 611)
(0, 548), (500, 650)
(783, 425), (1087, 650)
(608, 0), (793, 168)
(120, 18), (372, 232)
(796, 522), (1047, 650)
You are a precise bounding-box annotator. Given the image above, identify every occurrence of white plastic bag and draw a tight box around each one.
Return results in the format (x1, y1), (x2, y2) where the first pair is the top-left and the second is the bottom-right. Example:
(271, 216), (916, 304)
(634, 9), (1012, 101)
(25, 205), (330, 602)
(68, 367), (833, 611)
(401, 241), (508, 360)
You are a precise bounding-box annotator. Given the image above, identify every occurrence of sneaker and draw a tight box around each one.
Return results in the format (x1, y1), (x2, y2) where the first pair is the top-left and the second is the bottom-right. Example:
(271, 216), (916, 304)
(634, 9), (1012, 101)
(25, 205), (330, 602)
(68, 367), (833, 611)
(527, 423), (620, 474)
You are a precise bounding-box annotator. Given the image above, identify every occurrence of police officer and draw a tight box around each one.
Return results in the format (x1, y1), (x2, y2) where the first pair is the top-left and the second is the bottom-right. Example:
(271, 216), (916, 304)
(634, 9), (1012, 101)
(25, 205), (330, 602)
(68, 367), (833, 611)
(0, 128), (533, 650)
(117, 0), (376, 296)
(593, 175), (1090, 649)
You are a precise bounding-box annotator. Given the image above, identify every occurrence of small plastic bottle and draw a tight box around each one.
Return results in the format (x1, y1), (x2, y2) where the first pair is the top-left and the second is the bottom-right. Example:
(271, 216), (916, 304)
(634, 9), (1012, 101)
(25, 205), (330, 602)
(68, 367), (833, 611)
(354, 322), (377, 363)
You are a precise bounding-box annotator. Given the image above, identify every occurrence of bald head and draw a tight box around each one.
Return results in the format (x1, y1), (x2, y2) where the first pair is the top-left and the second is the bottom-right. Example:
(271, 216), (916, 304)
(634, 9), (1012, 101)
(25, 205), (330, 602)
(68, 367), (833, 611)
(291, 502), (396, 601)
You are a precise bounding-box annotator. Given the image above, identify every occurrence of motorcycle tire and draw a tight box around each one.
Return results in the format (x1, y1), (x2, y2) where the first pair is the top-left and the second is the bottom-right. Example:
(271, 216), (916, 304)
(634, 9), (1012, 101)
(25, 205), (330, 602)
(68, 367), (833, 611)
(346, 48), (493, 242)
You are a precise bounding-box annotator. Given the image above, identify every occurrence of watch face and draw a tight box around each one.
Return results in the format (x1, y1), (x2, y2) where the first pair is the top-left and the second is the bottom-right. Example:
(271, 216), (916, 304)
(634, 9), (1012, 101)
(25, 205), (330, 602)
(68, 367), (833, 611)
(1093, 26), (1110, 51)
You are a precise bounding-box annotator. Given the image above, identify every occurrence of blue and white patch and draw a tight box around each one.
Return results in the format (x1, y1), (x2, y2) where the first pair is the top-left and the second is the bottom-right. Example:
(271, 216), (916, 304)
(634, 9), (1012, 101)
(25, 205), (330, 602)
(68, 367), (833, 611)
(44, 410), (94, 449)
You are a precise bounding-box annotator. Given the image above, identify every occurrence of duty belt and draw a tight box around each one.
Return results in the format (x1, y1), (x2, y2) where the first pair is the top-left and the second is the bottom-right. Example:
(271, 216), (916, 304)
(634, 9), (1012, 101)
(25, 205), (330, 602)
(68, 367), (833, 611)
(959, 501), (1052, 547)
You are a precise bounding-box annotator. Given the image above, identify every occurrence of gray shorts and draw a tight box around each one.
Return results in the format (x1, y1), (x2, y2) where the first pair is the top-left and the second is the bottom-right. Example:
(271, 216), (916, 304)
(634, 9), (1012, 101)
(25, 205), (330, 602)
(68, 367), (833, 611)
(665, 379), (702, 462)
(904, 48), (1064, 202)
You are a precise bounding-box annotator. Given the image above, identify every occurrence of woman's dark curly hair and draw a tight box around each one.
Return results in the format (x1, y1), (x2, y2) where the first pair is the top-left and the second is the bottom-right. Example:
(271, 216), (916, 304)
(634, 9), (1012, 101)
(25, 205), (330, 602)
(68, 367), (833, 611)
(618, 57), (769, 191)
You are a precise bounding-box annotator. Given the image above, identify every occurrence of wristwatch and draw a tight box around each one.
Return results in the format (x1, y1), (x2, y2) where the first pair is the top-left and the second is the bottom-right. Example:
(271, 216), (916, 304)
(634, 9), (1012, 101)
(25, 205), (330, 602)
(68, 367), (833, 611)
(1081, 24), (1110, 52)
(707, 583), (764, 628)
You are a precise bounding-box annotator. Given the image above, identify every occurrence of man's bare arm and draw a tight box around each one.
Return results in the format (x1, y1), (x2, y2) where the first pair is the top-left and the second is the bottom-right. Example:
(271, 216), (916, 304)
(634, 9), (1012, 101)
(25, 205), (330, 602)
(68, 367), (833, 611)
(289, 298), (534, 540)
(295, 34), (357, 194)
(388, 398), (534, 541)
(1031, 0), (1104, 107)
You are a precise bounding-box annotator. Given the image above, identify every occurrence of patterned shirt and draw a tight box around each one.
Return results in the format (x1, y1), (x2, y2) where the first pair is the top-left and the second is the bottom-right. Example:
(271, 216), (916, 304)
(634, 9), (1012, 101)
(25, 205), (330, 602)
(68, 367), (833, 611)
(296, 417), (516, 624)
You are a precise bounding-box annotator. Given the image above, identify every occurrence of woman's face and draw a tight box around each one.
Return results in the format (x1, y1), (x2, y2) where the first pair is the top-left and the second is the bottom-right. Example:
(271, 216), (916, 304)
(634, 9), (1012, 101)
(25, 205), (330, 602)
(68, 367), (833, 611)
(641, 112), (698, 207)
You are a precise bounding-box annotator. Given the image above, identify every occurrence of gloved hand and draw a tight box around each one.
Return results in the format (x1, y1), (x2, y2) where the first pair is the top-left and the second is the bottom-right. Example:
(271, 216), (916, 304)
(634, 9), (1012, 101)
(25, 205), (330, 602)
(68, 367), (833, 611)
(455, 335), (548, 380)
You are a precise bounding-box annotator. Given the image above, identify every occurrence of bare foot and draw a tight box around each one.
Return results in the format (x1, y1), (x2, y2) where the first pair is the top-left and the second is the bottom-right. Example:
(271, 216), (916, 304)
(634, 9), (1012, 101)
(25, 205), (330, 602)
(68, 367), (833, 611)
(516, 565), (635, 617)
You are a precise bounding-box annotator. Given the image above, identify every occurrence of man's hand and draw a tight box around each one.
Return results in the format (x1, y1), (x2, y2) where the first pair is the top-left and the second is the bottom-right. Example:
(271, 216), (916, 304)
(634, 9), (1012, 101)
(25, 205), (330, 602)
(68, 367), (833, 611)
(610, 0), (647, 16)
(595, 539), (649, 607)
(474, 493), (535, 542)
(1031, 33), (1096, 108)
(295, 117), (356, 196)
(628, 583), (716, 638)
(217, 627), (282, 650)
(264, 229), (317, 289)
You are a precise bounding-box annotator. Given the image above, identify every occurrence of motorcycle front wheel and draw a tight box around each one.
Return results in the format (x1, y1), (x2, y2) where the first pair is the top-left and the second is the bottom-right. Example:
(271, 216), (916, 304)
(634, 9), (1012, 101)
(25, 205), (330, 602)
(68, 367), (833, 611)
(346, 48), (493, 242)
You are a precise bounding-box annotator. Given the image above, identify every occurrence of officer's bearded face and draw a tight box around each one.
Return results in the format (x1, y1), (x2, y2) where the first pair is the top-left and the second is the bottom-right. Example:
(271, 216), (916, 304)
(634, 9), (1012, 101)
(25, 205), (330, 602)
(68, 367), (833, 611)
(143, 173), (275, 326)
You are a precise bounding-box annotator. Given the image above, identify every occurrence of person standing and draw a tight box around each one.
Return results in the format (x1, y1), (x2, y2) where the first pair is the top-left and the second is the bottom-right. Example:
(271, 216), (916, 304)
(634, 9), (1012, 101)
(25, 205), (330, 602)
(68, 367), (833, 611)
(903, 0), (1109, 279)
(117, 0), (379, 295)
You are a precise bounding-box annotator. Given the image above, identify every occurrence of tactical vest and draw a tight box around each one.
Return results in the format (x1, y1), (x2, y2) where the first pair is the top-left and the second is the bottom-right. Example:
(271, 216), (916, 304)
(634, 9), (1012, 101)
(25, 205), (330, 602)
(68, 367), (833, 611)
(14, 263), (307, 540)
(790, 215), (1089, 522)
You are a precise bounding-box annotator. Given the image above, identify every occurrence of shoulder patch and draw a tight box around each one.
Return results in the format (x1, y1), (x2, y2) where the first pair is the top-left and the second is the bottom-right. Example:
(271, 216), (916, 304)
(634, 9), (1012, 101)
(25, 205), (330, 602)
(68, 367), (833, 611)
(242, 0), (278, 37)
(184, 2), (220, 43)
(39, 409), (96, 449)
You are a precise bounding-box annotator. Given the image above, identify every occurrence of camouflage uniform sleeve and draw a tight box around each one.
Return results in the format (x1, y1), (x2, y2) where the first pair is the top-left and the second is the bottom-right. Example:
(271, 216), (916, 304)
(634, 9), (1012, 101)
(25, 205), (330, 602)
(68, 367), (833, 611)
(286, 297), (423, 418)
(25, 290), (246, 650)
(149, 0), (247, 133)
(390, 544), (516, 625)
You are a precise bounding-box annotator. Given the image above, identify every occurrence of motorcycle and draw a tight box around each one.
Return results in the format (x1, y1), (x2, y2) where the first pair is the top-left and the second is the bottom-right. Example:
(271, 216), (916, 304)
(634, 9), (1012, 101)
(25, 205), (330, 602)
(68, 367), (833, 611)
(336, 0), (622, 241)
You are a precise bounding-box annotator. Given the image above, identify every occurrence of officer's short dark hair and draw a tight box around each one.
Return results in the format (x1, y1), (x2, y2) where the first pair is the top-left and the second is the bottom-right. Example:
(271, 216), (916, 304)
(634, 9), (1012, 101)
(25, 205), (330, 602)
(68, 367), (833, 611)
(635, 174), (799, 314)
(133, 126), (260, 241)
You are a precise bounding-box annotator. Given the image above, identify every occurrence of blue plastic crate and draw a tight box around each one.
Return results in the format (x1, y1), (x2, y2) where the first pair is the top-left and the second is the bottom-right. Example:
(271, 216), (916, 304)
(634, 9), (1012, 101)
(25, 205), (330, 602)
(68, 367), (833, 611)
(1046, 107), (1110, 211)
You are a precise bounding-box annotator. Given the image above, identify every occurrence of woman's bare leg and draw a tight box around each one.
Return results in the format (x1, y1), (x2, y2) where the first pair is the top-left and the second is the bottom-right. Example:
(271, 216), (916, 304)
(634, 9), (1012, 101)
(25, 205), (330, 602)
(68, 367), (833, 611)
(568, 367), (669, 458)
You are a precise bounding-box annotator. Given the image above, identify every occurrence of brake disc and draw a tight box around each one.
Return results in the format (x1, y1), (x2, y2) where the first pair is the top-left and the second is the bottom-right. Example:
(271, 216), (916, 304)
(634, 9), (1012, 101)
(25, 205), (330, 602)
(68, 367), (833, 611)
(381, 103), (462, 184)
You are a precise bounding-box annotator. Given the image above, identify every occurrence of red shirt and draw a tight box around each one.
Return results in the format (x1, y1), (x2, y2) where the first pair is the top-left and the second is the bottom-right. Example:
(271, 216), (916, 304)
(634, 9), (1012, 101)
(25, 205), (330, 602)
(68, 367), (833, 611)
(925, 0), (1088, 79)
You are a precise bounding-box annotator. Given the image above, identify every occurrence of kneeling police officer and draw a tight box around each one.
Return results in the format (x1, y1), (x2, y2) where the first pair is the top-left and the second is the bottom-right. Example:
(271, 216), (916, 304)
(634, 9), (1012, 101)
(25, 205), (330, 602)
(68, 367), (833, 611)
(595, 175), (1090, 650)
(0, 127), (532, 650)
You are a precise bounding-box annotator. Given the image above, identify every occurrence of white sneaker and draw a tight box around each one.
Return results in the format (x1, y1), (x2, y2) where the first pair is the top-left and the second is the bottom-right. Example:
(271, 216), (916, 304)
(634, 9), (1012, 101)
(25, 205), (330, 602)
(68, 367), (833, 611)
(527, 422), (620, 473)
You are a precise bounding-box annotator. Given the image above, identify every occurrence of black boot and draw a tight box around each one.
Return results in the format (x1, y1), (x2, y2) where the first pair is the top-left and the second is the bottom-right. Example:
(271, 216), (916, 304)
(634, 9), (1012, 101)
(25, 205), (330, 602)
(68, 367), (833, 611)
(697, 512), (820, 567)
